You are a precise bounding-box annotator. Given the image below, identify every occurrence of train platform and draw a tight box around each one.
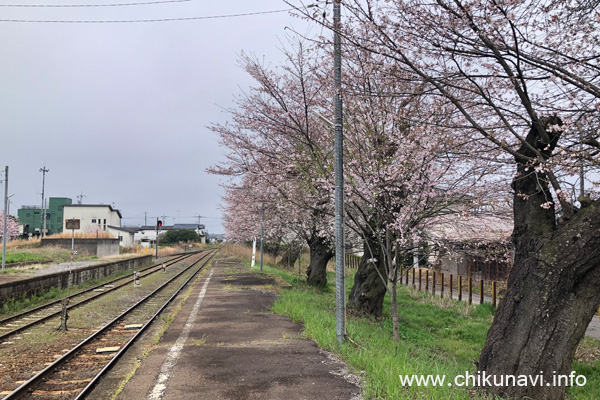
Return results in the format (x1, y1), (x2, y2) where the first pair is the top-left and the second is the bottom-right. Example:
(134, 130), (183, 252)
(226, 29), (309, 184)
(113, 257), (362, 400)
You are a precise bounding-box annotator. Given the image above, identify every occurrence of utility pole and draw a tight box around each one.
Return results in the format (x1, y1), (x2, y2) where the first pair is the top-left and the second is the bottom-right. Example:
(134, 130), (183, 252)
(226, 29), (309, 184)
(144, 211), (147, 226)
(333, 0), (346, 345)
(39, 166), (49, 237)
(7, 194), (14, 217)
(260, 201), (264, 272)
(2, 166), (8, 270)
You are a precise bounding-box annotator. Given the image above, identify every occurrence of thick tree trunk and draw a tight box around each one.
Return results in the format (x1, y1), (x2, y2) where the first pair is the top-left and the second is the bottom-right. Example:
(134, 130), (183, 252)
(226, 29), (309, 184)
(348, 235), (388, 317)
(306, 235), (333, 287)
(479, 119), (600, 399)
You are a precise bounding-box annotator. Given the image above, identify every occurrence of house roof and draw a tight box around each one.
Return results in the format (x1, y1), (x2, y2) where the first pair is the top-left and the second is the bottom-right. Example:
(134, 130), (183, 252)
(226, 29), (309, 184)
(63, 204), (123, 219)
(139, 225), (173, 231)
(427, 213), (513, 244)
(173, 223), (205, 230)
(138, 224), (205, 232)
(107, 225), (138, 233)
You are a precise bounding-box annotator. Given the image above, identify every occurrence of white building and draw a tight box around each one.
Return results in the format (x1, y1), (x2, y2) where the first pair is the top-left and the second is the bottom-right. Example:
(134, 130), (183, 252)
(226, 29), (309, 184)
(63, 204), (122, 233)
(107, 225), (137, 248)
(133, 226), (163, 248)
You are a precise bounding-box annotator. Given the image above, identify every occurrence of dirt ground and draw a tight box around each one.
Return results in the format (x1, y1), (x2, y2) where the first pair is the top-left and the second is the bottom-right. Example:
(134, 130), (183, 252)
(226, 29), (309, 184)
(110, 257), (362, 400)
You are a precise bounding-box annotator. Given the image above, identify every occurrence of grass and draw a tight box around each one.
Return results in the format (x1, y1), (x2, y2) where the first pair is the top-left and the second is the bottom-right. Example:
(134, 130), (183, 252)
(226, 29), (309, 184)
(0, 232), (116, 251)
(267, 266), (490, 399)
(0, 286), (65, 316)
(0, 267), (36, 275)
(1, 244), (136, 269)
(3, 252), (47, 264)
(237, 256), (600, 399)
(0, 237), (41, 250)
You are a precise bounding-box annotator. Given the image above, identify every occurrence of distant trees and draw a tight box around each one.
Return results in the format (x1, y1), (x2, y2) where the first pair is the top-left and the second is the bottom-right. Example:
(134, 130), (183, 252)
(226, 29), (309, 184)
(159, 229), (200, 245)
(0, 213), (20, 242)
(209, 39), (337, 287)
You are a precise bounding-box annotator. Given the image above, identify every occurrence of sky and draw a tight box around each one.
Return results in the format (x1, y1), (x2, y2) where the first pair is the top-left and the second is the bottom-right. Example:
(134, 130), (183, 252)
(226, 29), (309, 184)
(0, 0), (317, 234)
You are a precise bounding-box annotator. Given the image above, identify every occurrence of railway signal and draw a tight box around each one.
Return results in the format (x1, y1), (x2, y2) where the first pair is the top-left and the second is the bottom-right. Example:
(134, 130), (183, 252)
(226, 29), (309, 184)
(155, 218), (162, 259)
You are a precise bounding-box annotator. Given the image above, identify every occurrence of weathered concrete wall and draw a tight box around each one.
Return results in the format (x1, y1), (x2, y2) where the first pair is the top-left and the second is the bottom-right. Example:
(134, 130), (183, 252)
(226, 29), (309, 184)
(96, 240), (119, 257)
(0, 255), (153, 303)
(41, 238), (119, 257)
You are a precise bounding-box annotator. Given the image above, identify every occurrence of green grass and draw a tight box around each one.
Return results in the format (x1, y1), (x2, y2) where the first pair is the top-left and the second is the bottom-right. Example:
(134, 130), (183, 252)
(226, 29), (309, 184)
(250, 262), (600, 399)
(0, 286), (65, 316)
(3, 252), (47, 264)
(3, 247), (104, 265)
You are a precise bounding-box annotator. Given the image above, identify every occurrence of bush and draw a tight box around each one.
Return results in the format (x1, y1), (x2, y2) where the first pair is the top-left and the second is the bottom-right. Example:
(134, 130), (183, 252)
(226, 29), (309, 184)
(159, 229), (200, 245)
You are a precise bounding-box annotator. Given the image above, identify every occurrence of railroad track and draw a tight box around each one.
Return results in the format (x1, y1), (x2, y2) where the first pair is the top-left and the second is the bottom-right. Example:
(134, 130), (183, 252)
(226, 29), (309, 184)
(1, 249), (216, 400)
(0, 252), (201, 342)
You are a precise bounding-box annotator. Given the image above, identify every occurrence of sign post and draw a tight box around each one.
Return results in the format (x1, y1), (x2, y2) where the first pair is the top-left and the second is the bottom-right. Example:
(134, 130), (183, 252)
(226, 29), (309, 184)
(65, 219), (80, 266)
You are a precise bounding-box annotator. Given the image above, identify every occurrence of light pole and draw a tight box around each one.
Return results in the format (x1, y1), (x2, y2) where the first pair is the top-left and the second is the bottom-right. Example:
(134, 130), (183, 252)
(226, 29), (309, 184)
(39, 166), (49, 237)
(333, 0), (346, 345)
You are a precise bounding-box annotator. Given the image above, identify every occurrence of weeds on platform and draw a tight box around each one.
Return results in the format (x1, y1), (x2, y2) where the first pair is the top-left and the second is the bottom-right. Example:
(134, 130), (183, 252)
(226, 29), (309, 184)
(250, 261), (600, 399)
(2, 252), (47, 264)
(0, 267), (35, 275)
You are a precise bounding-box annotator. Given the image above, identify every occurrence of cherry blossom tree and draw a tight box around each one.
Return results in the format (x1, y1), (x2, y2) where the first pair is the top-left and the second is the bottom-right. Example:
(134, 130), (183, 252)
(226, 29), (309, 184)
(339, 44), (502, 341)
(0, 213), (20, 243)
(329, 0), (600, 397)
(208, 39), (337, 286)
(220, 176), (288, 248)
(212, 26), (503, 344)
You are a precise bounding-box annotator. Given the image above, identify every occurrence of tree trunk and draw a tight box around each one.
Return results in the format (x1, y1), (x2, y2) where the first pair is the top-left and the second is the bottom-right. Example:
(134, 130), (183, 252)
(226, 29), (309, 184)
(391, 244), (400, 342)
(306, 235), (333, 287)
(348, 235), (388, 317)
(277, 243), (301, 269)
(265, 241), (281, 259)
(391, 278), (399, 342)
(479, 119), (600, 399)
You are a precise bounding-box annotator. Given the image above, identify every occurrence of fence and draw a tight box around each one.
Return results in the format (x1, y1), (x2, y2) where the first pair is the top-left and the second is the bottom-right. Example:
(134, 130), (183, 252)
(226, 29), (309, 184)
(346, 257), (600, 322)
(344, 256), (503, 306)
(345, 254), (361, 269)
(398, 267), (504, 307)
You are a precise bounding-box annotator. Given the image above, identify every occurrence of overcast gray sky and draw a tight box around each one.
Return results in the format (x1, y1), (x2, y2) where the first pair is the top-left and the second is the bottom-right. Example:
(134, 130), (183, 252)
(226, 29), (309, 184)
(0, 0), (314, 234)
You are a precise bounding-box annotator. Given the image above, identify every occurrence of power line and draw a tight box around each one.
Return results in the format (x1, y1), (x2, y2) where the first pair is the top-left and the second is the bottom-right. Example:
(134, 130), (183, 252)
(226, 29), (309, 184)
(0, 0), (190, 7)
(121, 215), (223, 220)
(0, 8), (293, 23)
